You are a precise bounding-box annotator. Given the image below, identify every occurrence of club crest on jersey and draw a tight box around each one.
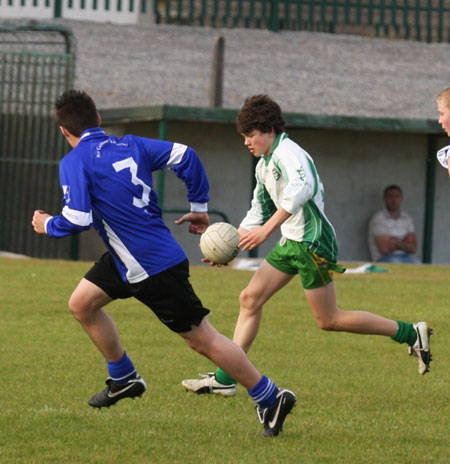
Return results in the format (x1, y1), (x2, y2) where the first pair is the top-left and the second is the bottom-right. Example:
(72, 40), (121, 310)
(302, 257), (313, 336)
(62, 185), (71, 204)
(297, 167), (306, 181)
(272, 167), (281, 181)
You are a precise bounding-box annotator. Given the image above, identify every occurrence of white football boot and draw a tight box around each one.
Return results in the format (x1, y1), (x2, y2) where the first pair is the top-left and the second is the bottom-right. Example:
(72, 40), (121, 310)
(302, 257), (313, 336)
(408, 322), (433, 375)
(182, 372), (237, 396)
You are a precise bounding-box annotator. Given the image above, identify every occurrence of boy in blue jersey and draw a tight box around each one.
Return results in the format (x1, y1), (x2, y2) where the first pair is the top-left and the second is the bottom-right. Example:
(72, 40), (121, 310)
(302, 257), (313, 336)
(182, 95), (433, 397)
(31, 90), (295, 437)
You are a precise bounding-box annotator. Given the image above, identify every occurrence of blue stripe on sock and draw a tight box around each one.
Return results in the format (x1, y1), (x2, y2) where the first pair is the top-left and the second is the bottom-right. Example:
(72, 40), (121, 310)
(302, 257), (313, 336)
(248, 375), (278, 408)
(252, 380), (274, 403)
(107, 351), (136, 384)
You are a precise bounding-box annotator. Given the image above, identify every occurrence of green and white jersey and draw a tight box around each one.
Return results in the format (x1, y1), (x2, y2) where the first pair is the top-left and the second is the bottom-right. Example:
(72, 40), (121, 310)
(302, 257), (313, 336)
(240, 133), (339, 261)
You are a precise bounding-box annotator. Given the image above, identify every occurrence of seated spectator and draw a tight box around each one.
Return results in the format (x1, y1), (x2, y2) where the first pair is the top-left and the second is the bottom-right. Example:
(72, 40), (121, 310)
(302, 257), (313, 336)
(368, 185), (418, 263)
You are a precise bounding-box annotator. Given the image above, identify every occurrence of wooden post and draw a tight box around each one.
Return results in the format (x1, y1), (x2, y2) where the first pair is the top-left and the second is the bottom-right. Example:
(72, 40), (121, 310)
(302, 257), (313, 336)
(209, 36), (225, 107)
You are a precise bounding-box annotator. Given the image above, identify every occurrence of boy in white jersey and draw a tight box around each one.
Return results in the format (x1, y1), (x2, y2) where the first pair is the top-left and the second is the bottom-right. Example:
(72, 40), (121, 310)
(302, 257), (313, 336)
(182, 95), (432, 396)
(31, 90), (296, 437)
(437, 87), (450, 177)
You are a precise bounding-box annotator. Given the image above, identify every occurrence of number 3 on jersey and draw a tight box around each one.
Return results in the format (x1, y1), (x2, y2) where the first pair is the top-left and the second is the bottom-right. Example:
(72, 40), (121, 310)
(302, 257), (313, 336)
(113, 157), (151, 208)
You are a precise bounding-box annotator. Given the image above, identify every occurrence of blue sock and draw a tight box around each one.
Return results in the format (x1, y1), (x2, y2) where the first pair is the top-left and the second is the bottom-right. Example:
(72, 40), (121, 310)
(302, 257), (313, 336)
(107, 351), (136, 384)
(248, 375), (277, 408)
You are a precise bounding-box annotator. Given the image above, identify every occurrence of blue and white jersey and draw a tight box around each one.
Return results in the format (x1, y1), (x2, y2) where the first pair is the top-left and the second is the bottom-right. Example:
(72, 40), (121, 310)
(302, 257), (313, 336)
(437, 143), (450, 169)
(46, 128), (210, 283)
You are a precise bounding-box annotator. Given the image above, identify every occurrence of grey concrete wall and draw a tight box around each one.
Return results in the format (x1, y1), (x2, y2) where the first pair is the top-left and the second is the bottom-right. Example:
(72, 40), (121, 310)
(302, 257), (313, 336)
(302, 129), (428, 262)
(77, 119), (449, 265)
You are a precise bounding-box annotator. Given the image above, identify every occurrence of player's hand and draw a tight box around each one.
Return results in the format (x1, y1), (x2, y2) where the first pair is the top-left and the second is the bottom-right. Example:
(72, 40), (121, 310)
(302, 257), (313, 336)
(32, 210), (51, 234)
(201, 257), (226, 267)
(174, 212), (210, 234)
(238, 226), (270, 251)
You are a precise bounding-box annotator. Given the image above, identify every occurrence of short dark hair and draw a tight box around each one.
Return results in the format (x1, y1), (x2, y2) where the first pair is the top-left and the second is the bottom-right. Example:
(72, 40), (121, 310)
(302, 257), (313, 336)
(236, 95), (285, 135)
(384, 184), (402, 196)
(55, 90), (99, 137)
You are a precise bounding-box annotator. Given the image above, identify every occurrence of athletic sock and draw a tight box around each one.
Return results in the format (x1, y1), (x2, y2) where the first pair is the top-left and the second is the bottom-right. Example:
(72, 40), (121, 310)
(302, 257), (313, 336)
(107, 351), (136, 384)
(248, 375), (277, 409)
(215, 367), (237, 385)
(391, 320), (417, 346)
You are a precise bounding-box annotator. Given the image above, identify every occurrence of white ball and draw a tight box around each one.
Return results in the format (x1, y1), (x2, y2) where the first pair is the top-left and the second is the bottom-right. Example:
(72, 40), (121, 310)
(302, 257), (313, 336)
(200, 222), (240, 264)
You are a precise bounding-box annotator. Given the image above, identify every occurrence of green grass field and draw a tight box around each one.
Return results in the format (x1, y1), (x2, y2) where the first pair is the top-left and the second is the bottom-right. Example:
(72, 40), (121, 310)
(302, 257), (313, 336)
(1, 257), (449, 464)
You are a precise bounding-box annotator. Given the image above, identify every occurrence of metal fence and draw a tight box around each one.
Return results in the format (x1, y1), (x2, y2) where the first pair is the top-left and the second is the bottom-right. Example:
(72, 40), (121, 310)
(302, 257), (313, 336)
(0, 0), (150, 24)
(0, 23), (76, 259)
(2, 0), (448, 41)
(154, 0), (450, 42)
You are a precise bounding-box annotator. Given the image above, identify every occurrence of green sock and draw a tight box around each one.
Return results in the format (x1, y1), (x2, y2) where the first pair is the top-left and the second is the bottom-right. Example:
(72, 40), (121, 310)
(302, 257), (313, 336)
(215, 368), (237, 385)
(391, 320), (417, 346)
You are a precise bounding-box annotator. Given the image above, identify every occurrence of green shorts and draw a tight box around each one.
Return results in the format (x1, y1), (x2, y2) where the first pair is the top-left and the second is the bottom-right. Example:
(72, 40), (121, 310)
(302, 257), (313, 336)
(265, 238), (346, 290)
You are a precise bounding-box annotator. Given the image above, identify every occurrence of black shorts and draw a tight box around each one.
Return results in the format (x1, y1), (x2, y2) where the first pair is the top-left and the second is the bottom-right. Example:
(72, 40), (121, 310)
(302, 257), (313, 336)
(84, 252), (210, 333)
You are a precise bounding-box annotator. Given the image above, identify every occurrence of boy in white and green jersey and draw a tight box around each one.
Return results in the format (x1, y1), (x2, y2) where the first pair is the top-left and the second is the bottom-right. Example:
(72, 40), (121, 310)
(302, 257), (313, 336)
(182, 95), (432, 398)
(240, 130), (342, 288)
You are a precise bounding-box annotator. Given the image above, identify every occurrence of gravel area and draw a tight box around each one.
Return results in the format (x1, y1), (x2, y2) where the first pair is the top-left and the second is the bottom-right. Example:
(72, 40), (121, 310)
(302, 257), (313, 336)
(4, 18), (450, 120)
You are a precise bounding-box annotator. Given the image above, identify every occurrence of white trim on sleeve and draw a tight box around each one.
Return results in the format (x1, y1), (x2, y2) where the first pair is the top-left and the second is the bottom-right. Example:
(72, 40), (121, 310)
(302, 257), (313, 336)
(190, 202), (208, 213)
(44, 216), (54, 234)
(61, 206), (93, 227)
(167, 143), (188, 167)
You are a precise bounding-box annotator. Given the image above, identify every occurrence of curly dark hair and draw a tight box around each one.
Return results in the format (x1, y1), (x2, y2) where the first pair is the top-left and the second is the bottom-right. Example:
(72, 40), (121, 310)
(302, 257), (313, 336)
(55, 90), (99, 137)
(236, 95), (285, 135)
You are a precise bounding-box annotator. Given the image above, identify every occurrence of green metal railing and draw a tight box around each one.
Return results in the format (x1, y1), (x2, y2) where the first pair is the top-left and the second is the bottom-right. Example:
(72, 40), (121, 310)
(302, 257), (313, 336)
(154, 0), (450, 42)
(0, 23), (75, 259)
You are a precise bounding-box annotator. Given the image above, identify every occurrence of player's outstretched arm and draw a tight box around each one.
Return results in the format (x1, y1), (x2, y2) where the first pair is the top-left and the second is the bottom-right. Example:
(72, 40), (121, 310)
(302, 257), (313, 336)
(239, 208), (291, 251)
(174, 212), (210, 234)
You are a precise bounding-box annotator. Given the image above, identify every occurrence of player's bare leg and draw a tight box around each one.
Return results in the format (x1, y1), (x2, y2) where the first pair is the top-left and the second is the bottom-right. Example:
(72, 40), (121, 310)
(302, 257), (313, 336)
(69, 278), (147, 408)
(181, 317), (296, 437)
(69, 278), (124, 360)
(234, 260), (295, 351)
(305, 282), (432, 373)
(304, 281), (397, 335)
(180, 317), (262, 390)
(181, 261), (293, 395)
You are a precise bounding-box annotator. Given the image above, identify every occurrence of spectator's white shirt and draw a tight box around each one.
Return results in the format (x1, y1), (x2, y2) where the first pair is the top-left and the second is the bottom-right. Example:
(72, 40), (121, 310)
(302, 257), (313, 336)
(368, 208), (415, 261)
